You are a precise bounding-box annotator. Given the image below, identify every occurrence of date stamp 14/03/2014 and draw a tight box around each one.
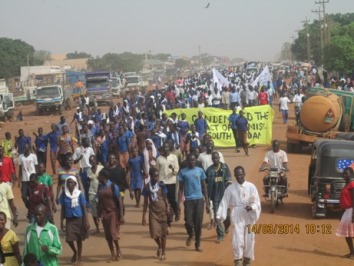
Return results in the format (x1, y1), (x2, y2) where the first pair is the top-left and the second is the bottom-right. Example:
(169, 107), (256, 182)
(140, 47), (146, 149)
(247, 223), (333, 235)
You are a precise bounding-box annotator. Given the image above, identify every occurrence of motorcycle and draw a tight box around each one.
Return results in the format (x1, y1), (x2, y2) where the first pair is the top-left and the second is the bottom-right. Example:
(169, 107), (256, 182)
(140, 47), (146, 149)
(260, 167), (288, 213)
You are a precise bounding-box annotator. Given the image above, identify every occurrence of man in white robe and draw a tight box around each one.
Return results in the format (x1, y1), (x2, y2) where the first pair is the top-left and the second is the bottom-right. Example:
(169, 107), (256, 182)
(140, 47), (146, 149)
(216, 166), (261, 266)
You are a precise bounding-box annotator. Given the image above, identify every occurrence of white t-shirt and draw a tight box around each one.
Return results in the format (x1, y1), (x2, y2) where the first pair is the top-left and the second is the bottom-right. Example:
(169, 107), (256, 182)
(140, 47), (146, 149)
(263, 150), (288, 169)
(279, 97), (291, 110)
(73, 146), (95, 168)
(18, 153), (38, 182)
(293, 94), (304, 106)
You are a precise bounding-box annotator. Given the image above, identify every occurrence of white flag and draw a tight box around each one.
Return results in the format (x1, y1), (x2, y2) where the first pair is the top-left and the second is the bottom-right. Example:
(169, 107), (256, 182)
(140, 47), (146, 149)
(251, 65), (272, 87)
(212, 68), (230, 91)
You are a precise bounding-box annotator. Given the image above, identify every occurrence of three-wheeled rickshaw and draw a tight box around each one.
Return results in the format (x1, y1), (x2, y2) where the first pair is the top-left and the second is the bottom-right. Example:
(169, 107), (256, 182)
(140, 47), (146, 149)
(308, 139), (354, 218)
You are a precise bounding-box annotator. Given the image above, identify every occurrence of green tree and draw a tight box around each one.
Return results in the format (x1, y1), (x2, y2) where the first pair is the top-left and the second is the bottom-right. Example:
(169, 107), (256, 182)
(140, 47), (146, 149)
(33, 50), (52, 65)
(87, 52), (145, 72)
(324, 34), (354, 75)
(152, 53), (170, 61)
(175, 58), (190, 69)
(0, 38), (37, 79)
(66, 51), (91, 59)
(291, 12), (354, 72)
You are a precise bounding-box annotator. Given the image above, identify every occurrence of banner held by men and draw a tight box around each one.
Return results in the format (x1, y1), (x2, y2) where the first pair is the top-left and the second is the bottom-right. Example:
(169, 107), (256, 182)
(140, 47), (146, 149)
(166, 105), (274, 147)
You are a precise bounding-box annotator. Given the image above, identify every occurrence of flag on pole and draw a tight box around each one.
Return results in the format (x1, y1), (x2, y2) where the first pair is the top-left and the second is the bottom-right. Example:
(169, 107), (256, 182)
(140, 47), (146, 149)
(212, 68), (230, 91)
(251, 65), (272, 87)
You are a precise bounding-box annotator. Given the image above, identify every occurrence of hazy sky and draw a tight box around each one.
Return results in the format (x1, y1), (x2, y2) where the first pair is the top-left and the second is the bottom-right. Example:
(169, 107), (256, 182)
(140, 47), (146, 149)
(1, 0), (353, 61)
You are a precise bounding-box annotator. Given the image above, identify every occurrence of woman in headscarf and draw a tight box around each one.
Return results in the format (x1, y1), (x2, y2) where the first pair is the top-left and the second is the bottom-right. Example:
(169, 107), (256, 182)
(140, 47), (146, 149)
(143, 139), (158, 185)
(59, 176), (89, 266)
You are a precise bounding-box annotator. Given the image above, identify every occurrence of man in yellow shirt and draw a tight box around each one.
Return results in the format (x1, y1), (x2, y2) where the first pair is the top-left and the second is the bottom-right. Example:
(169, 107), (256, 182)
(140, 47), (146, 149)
(1, 132), (14, 159)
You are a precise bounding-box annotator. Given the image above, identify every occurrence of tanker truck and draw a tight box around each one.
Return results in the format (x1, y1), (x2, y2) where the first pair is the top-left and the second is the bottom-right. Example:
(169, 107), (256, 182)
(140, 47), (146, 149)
(286, 87), (354, 152)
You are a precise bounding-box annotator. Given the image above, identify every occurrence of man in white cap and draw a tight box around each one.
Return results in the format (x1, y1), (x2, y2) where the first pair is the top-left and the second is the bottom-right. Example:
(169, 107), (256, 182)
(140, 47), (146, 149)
(87, 120), (97, 137)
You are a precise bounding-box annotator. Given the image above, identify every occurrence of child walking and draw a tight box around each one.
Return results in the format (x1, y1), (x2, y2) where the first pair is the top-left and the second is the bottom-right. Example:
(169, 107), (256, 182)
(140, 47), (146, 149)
(127, 147), (145, 207)
(142, 168), (169, 261)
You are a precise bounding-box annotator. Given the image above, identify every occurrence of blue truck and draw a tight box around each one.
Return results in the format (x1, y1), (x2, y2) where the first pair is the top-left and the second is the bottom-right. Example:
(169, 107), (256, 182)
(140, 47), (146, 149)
(85, 71), (112, 106)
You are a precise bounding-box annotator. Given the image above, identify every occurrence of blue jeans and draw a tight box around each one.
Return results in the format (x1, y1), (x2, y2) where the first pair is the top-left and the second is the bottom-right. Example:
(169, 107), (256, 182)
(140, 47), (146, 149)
(281, 109), (288, 124)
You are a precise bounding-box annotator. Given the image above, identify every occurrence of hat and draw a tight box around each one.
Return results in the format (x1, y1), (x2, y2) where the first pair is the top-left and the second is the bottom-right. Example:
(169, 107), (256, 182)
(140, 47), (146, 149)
(76, 107), (80, 110)
(88, 120), (94, 125)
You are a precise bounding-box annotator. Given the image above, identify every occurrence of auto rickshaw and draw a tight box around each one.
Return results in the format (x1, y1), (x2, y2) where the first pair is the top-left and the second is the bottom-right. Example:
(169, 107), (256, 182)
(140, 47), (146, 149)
(308, 139), (354, 218)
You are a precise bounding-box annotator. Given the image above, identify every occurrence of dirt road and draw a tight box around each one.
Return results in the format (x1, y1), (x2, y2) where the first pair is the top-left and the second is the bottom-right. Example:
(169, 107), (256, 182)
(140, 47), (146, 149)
(4, 100), (352, 266)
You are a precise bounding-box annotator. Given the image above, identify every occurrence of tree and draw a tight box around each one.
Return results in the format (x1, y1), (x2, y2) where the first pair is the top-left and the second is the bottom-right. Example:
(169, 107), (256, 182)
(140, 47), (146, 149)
(0, 38), (37, 79)
(87, 52), (145, 72)
(279, 42), (292, 61)
(152, 53), (170, 61)
(33, 50), (52, 65)
(291, 12), (354, 72)
(66, 51), (91, 59)
(324, 34), (354, 75)
(174, 58), (190, 69)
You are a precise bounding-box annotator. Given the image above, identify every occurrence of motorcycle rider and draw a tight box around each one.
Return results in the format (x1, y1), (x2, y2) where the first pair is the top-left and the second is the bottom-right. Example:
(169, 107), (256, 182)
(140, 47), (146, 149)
(258, 140), (289, 196)
(292, 89), (304, 125)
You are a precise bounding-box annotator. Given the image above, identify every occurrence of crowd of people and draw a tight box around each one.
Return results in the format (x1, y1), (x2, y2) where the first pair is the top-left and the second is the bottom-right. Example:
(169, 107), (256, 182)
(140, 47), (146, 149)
(0, 64), (352, 266)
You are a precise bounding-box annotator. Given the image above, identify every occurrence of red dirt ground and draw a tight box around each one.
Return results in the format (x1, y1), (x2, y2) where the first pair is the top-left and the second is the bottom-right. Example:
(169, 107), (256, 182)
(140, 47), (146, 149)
(4, 98), (353, 266)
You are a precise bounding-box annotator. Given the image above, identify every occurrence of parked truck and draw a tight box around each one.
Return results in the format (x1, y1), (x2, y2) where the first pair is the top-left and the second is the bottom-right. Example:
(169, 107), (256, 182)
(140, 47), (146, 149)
(0, 79), (15, 121)
(85, 72), (112, 105)
(286, 87), (354, 152)
(13, 86), (36, 105)
(121, 75), (148, 96)
(111, 76), (124, 98)
(35, 85), (71, 115)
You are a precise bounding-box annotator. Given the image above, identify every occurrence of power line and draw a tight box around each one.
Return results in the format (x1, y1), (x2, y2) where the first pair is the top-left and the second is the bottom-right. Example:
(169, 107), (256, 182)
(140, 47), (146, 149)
(315, 0), (329, 44)
(312, 7), (324, 63)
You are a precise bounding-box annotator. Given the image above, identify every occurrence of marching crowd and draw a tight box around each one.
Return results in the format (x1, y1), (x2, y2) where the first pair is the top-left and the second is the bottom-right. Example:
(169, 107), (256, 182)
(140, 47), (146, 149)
(0, 65), (352, 266)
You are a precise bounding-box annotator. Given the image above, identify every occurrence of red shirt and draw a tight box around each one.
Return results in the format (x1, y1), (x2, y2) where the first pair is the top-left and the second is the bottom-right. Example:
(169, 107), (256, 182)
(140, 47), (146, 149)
(165, 91), (175, 102)
(28, 184), (50, 215)
(258, 91), (268, 105)
(340, 181), (354, 209)
(0, 156), (15, 182)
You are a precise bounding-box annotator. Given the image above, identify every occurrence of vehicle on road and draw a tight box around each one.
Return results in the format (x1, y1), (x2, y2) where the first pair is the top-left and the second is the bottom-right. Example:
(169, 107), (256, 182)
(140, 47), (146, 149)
(260, 167), (287, 213)
(0, 79), (15, 121)
(111, 76), (123, 97)
(85, 72), (112, 105)
(286, 87), (354, 152)
(308, 139), (354, 218)
(0, 93), (15, 121)
(35, 85), (71, 115)
(121, 75), (148, 96)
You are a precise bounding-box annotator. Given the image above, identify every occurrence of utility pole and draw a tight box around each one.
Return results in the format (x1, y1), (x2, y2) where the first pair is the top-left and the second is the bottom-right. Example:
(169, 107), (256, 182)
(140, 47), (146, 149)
(315, 0), (329, 44)
(301, 17), (311, 63)
(312, 7), (324, 64)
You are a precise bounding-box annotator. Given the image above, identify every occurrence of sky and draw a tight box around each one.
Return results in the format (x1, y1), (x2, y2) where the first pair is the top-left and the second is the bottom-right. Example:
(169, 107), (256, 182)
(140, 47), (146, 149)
(1, 0), (353, 61)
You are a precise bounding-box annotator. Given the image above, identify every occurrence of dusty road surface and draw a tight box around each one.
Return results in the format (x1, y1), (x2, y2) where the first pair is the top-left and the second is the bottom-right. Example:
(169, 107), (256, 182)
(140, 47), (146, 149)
(3, 100), (353, 266)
